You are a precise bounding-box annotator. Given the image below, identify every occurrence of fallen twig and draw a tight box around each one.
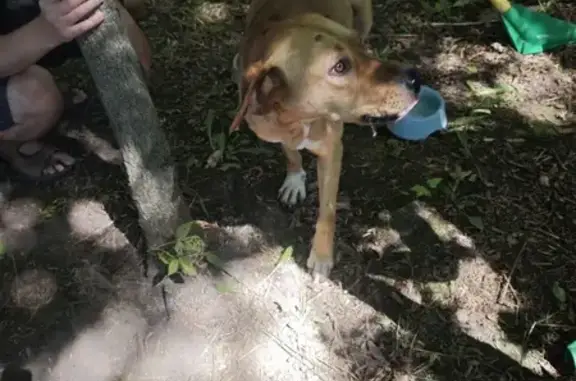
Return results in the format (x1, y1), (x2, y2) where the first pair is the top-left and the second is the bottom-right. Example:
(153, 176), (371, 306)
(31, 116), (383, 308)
(498, 240), (527, 304)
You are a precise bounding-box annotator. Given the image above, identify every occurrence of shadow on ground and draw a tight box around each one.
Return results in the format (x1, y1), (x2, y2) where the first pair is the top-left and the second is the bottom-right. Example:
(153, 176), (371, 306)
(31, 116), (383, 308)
(1, 0), (575, 380)
(0, 195), (147, 369)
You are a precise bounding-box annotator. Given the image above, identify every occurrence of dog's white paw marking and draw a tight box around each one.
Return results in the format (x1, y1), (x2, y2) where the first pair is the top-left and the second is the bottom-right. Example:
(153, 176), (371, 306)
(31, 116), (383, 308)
(278, 169), (306, 206)
(307, 249), (334, 279)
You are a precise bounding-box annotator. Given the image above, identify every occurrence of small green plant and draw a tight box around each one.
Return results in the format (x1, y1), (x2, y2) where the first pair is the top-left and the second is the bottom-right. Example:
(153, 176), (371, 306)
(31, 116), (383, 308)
(441, 164), (485, 231)
(278, 246), (293, 263)
(466, 215), (484, 231)
(154, 221), (224, 279)
(466, 80), (516, 99)
(411, 177), (443, 198)
(203, 109), (274, 170)
(552, 281), (575, 322)
(446, 164), (476, 200)
(0, 240), (5, 259)
(40, 198), (68, 220)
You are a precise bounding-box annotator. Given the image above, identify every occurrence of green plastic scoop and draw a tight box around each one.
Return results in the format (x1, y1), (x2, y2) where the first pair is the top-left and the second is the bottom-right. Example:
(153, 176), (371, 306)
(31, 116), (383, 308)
(567, 340), (576, 370)
(490, 0), (576, 55)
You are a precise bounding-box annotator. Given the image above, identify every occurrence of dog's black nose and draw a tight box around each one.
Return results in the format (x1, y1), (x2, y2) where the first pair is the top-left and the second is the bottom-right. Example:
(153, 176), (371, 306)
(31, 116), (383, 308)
(401, 68), (421, 95)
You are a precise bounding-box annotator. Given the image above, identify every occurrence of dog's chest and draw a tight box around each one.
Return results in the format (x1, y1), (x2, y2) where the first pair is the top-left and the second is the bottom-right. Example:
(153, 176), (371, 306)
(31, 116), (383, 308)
(245, 114), (323, 151)
(290, 123), (323, 151)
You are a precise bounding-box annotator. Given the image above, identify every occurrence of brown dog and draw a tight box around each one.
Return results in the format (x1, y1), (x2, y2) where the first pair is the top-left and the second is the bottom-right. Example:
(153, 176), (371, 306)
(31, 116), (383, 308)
(230, 0), (421, 277)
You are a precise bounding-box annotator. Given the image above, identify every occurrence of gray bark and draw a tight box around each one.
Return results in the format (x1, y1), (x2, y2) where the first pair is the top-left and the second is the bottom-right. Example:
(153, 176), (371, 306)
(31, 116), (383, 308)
(76, 0), (188, 250)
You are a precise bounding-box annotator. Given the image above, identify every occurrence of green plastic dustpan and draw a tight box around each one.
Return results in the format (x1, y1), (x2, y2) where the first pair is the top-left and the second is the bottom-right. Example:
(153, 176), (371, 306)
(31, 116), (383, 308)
(490, 0), (576, 55)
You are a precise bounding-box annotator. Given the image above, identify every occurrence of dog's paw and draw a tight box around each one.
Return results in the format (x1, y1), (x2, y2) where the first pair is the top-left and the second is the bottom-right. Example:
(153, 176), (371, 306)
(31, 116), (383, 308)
(306, 249), (333, 280)
(278, 169), (306, 206)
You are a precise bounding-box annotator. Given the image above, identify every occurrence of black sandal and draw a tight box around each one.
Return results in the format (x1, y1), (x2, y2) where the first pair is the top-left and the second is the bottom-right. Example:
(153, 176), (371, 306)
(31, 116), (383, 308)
(0, 141), (76, 183)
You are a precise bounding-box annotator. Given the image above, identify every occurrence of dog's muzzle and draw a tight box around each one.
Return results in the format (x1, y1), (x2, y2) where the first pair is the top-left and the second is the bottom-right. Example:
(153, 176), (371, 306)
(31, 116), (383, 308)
(360, 68), (422, 126)
(402, 68), (421, 96)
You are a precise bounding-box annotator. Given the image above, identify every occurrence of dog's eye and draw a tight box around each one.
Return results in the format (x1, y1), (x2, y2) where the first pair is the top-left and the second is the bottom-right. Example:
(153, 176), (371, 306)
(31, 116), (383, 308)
(330, 57), (352, 76)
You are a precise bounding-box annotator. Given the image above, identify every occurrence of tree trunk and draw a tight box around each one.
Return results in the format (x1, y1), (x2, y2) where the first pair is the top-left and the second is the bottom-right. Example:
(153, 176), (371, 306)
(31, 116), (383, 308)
(76, 0), (188, 251)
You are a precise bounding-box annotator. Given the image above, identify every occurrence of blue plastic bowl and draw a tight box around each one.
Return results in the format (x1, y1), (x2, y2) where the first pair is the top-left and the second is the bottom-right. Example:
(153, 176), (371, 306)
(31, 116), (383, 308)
(388, 85), (448, 141)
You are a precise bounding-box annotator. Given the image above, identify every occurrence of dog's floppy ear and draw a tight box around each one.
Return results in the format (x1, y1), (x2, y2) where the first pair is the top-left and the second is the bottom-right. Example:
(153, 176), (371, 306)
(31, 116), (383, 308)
(229, 65), (289, 133)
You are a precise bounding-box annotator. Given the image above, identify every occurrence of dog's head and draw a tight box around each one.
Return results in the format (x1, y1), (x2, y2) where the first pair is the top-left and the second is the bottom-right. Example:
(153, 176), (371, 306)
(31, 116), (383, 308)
(230, 13), (420, 131)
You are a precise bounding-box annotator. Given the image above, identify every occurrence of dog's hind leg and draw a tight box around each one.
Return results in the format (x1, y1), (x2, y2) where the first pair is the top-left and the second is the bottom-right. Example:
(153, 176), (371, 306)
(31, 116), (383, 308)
(278, 144), (306, 206)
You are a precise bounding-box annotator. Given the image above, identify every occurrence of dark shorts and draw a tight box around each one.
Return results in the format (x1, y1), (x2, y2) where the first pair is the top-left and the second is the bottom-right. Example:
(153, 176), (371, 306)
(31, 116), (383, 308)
(0, 2), (83, 131)
(0, 77), (12, 131)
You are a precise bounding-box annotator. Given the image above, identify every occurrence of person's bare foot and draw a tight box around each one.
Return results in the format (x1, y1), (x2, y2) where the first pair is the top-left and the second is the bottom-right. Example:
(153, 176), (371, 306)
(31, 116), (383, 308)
(0, 140), (76, 181)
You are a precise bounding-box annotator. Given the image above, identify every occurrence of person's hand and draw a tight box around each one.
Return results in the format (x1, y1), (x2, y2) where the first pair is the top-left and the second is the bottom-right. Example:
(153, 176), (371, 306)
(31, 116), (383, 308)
(39, 0), (106, 43)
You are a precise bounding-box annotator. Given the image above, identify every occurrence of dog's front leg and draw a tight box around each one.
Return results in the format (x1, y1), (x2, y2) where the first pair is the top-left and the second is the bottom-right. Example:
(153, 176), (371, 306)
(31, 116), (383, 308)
(307, 122), (344, 277)
(278, 144), (307, 206)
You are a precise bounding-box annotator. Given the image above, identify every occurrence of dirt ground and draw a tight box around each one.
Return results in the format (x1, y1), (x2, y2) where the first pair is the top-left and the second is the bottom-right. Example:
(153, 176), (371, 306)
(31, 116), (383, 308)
(1, 0), (576, 380)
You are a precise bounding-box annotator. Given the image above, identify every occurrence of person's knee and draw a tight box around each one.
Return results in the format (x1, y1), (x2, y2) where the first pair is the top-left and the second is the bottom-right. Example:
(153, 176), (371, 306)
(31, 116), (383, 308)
(119, 5), (152, 74)
(7, 66), (63, 127)
(131, 25), (152, 74)
(122, 0), (148, 19)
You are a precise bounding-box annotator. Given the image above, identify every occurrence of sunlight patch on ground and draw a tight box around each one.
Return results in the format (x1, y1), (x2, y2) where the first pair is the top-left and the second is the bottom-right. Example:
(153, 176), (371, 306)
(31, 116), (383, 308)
(366, 273), (424, 306)
(0, 197), (42, 255)
(193, 2), (232, 24)
(30, 303), (148, 381)
(453, 258), (558, 377)
(415, 202), (475, 249)
(61, 125), (123, 165)
(357, 201), (557, 378)
(127, 246), (355, 381)
(67, 199), (115, 239)
(10, 268), (58, 311)
(2, 197), (41, 231)
(420, 37), (574, 128)
(5, 200), (560, 380)
(21, 216), (374, 381)
(402, 204), (556, 377)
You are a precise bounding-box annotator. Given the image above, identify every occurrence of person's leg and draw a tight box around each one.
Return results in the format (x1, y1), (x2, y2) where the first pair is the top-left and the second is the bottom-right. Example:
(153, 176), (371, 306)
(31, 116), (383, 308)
(122, 0), (149, 22)
(0, 66), (75, 180)
(118, 0), (152, 74)
(2, 65), (62, 142)
(0, 78), (12, 133)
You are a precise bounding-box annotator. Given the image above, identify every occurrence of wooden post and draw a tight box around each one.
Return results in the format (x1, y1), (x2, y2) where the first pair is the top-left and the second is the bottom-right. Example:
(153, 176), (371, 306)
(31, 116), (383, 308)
(76, 0), (188, 251)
